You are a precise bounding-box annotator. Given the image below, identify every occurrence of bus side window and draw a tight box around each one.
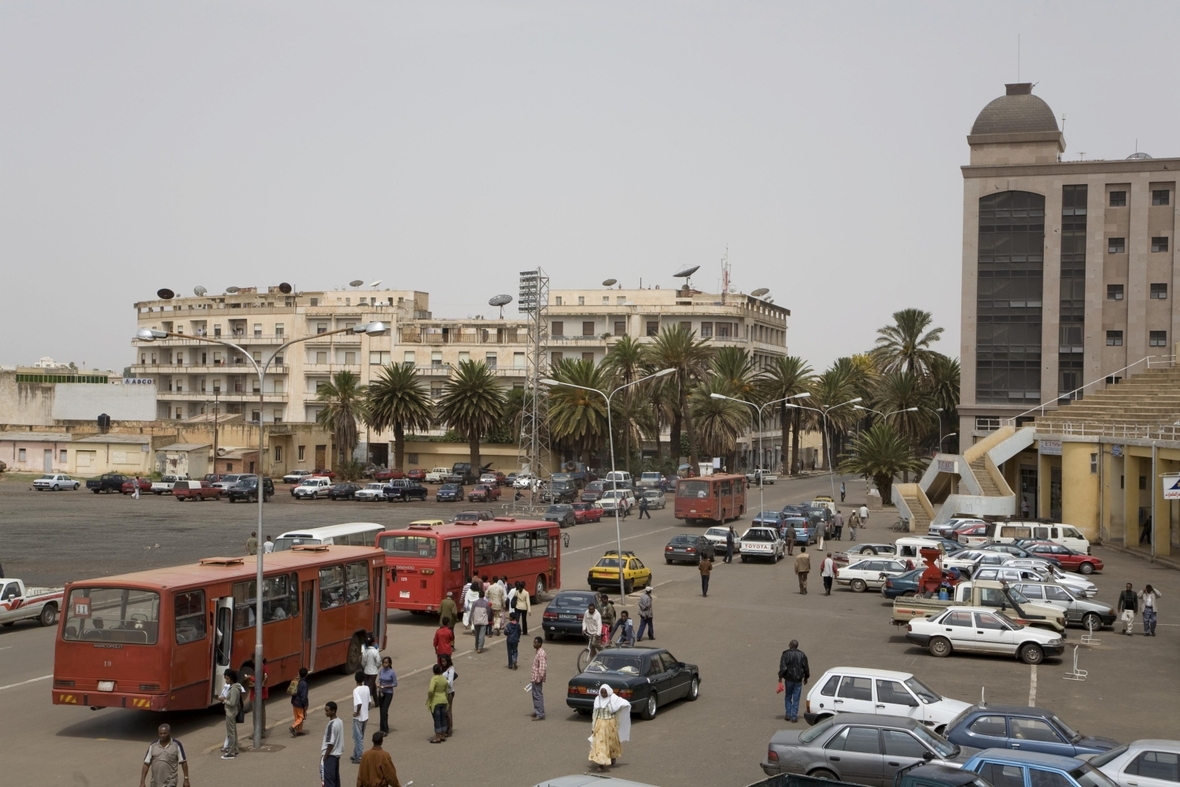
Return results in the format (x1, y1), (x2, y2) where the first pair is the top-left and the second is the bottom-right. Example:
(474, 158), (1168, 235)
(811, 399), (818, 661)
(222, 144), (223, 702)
(450, 541), (461, 571)
(346, 561), (370, 603)
(320, 565), (345, 609)
(174, 590), (207, 644)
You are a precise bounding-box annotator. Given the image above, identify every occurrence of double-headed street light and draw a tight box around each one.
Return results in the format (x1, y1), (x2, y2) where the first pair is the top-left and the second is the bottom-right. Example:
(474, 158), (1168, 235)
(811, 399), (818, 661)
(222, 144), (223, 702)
(540, 368), (675, 602)
(854, 405), (919, 419)
(136, 319), (388, 749)
(785, 397), (862, 501)
(708, 391), (811, 517)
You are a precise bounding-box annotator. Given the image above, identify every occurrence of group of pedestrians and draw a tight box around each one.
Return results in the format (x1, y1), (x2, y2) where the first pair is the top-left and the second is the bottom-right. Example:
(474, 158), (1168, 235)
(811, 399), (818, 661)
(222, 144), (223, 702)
(1118, 583), (1162, 635)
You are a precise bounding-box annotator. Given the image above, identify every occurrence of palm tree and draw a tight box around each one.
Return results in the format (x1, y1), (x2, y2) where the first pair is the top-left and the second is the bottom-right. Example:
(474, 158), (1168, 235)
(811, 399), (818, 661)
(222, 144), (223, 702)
(838, 422), (927, 506)
(689, 377), (751, 469)
(925, 354), (960, 451)
(315, 370), (367, 465)
(436, 360), (506, 472)
(873, 370), (933, 446)
(604, 335), (645, 387)
(546, 358), (612, 464)
(873, 308), (945, 377)
(644, 325), (713, 465)
(759, 356), (813, 475)
(365, 363), (433, 472)
(809, 363), (859, 470)
(711, 346), (760, 401)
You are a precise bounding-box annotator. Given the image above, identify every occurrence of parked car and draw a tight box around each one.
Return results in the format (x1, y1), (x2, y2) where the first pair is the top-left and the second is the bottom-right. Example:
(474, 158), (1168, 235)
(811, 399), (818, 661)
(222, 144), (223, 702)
(282, 470), (313, 484)
(905, 607), (1066, 665)
(641, 489), (667, 510)
(581, 480), (607, 502)
(33, 474), (80, 491)
(542, 480), (577, 503)
(172, 479), (223, 501)
(637, 471), (665, 490)
(973, 565), (1096, 599)
(836, 558), (910, 593)
(1007, 581), (1115, 630)
(327, 482), (362, 500)
(479, 472), (500, 486)
(782, 516), (819, 545)
(451, 510), (495, 522)
(86, 473), (131, 494)
(984, 521), (1091, 555)
(927, 517), (987, 540)
(963, 750), (1122, 787)
(426, 467), (452, 484)
(150, 475), (187, 495)
(353, 483), (387, 502)
(227, 476), (274, 503)
(761, 713), (973, 782)
(312, 468), (336, 479)
(977, 542), (1059, 564)
(1089, 740), (1180, 787)
(385, 481), (428, 502)
(210, 474), (246, 492)
(752, 510), (787, 529)
(513, 473), (539, 489)
(544, 504), (577, 529)
(468, 483), (501, 503)
(599, 489), (636, 514)
(372, 468), (404, 481)
(703, 526), (738, 555)
(664, 534), (713, 564)
(0, 578), (64, 627)
(587, 551), (652, 594)
(739, 527), (785, 563)
(572, 502), (604, 524)
(120, 477), (153, 495)
(436, 483), (464, 502)
(566, 647), (699, 720)
(292, 477), (332, 499)
(804, 668), (970, 732)
(541, 589), (599, 640)
(1017, 541), (1103, 574)
(839, 543), (898, 560)
(946, 706), (1119, 758)
(406, 469), (427, 482)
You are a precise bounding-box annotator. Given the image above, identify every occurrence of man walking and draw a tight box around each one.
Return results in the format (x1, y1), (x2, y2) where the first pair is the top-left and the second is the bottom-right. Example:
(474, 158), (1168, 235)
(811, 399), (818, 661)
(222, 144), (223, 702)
(262, 535), (275, 554)
(357, 731), (400, 787)
(350, 671), (371, 765)
(859, 504), (869, 527)
(486, 576), (506, 635)
(433, 618), (454, 664)
(530, 637), (547, 720)
(847, 509), (860, 541)
(725, 526), (736, 564)
(637, 494), (651, 519)
(1118, 583), (1138, 635)
(699, 554), (713, 597)
(139, 723), (189, 787)
(289, 667), (309, 737)
(505, 612), (522, 669)
(832, 509), (844, 541)
(361, 635), (381, 701)
(785, 523), (796, 556)
(132, 476), (142, 500)
(840, 481), (846, 503)
(794, 547), (811, 595)
(777, 640), (810, 722)
(246, 531), (258, 555)
(321, 701), (344, 787)
(820, 552), (836, 596)
(636, 586), (655, 642)
(470, 589), (491, 653)
(438, 592), (458, 634)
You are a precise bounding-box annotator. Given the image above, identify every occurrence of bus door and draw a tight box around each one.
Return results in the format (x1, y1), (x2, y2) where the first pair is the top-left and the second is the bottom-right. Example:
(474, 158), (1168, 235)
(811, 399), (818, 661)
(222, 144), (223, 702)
(462, 545), (472, 585)
(301, 580), (316, 672)
(211, 597), (234, 705)
(371, 565), (385, 648)
(548, 533), (559, 590)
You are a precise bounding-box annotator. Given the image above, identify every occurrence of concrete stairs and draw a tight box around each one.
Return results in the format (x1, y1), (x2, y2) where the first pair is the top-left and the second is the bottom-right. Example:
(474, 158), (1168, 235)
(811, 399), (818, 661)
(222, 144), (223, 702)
(893, 483), (933, 532)
(1036, 365), (1180, 429)
(970, 456), (1002, 497)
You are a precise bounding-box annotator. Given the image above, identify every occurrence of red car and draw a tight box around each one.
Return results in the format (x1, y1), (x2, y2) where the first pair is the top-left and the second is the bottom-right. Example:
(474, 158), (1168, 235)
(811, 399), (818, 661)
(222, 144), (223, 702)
(406, 469), (427, 482)
(1021, 540), (1104, 574)
(373, 468), (404, 481)
(120, 477), (152, 495)
(313, 468), (336, 479)
(952, 523), (987, 542)
(494, 471), (508, 486)
(467, 484), (501, 502)
(572, 502), (604, 524)
(172, 479), (223, 501)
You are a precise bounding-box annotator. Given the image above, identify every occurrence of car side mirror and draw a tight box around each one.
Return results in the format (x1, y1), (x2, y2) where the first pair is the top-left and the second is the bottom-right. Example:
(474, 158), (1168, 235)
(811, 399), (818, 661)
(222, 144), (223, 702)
(923, 751), (935, 761)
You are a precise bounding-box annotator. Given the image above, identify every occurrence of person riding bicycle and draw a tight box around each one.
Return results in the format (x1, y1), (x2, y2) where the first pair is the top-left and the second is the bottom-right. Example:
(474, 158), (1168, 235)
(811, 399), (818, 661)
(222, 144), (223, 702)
(598, 593), (616, 641)
(583, 602), (603, 654)
(609, 610), (635, 646)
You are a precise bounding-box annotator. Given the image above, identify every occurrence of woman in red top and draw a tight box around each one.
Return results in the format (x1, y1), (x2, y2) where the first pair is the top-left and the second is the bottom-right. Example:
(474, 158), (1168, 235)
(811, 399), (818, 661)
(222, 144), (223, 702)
(433, 618), (455, 665)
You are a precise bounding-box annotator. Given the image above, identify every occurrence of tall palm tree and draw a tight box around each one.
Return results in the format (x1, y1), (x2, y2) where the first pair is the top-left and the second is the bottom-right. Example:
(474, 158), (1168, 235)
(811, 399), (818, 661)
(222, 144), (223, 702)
(873, 308), (945, 377)
(711, 346), (760, 401)
(365, 363), (433, 472)
(546, 358), (612, 464)
(689, 377), (751, 469)
(759, 355), (813, 475)
(643, 325), (713, 465)
(315, 370), (367, 465)
(837, 422), (927, 506)
(808, 363), (859, 470)
(873, 370), (933, 445)
(436, 360), (506, 472)
(604, 335), (645, 387)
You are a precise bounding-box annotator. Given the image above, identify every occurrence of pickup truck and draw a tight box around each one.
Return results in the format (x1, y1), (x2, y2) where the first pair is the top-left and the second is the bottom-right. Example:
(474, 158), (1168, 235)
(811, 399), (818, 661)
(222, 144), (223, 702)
(151, 475), (188, 495)
(747, 469), (779, 485)
(172, 480), (223, 501)
(753, 763), (982, 787)
(86, 473), (131, 494)
(0, 578), (64, 628)
(891, 579), (1066, 633)
(425, 467), (452, 484)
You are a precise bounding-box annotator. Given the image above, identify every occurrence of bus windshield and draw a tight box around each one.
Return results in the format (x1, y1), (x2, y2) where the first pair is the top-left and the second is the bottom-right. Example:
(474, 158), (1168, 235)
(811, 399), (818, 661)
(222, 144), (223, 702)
(677, 480), (711, 498)
(63, 587), (161, 644)
(378, 534), (438, 559)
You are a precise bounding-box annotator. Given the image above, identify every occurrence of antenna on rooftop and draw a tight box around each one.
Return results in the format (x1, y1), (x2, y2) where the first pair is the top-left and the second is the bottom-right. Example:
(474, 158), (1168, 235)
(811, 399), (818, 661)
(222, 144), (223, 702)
(488, 293), (513, 319)
(349, 279), (364, 288)
(194, 286), (208, 297)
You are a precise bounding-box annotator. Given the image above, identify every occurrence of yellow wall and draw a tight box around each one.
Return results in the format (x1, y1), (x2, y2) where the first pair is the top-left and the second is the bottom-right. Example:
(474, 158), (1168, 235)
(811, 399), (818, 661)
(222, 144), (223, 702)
(1061, 443), (1099, 541)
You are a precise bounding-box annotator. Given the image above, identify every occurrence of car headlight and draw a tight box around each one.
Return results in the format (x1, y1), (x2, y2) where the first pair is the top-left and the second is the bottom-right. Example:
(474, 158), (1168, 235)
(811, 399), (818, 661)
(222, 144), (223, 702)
(1049, 638), (1063, 645)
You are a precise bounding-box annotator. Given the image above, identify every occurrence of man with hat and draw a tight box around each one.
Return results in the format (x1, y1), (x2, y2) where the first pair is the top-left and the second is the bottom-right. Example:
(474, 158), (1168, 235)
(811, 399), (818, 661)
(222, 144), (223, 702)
(636, 586), (655, 642)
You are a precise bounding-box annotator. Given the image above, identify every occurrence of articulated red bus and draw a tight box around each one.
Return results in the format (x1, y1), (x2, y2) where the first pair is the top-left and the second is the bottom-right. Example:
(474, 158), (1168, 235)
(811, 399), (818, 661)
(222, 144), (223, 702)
(674, 473), (747, 524)
(378, 518), (562, 613)
(52, 545), (385, 712)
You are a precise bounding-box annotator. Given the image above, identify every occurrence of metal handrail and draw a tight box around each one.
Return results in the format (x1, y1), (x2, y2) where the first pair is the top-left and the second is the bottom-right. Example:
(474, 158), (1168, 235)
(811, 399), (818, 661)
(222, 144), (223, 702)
(1003, 354), (1173, 426)
(1033, 420), (1180, 441)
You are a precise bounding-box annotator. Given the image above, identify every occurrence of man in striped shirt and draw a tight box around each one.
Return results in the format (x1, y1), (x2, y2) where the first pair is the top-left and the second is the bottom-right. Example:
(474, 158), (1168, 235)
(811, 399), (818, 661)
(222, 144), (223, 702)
(139, 724), (189, 787)
(530, 637), (547, 720)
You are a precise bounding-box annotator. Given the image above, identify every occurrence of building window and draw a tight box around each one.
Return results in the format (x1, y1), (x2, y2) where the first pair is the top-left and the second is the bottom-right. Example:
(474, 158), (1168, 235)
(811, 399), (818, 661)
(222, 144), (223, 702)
(253, 323), (262, 337)
(1153, 189), (1170, 206)
(551, 352), (563, 364)
(1151, 283), (1168, 299)
(716, 323), (732, 338)
(408, 453), (419, 465)
(431, 351), (442, 366)
(700, 322), (713, 338)
(315, 351), (327, 364)
(577, 296), (585, 305)
(457, 351), (470, 363)
(1140, 475), (1148, 490)
(369, 351), (390, 365)
(251, 410), (260, 423)
(513, 352), (525, 368)
(1150, 331), (1167, 347)
(975, 417), (1000, 432)
(485, 352), (497, 368)
(275, 323), (284, 337)
(582, 321), (594, 336)
(344, 352), (356, 365)
(1108, 238), (1125, 254)
(603, 296), (610, 305)
(298, 446), (306, 461)
(646, 321), (658, 336)
(1090, 453), (1098, 474)
(18, 449), (26, 462)
(403, 351), (415, 366)
(1109, 190), (1127, 207)
(316, 322), (327, 334)
(554, 296), (563, 306)
(613, 320), (625, 335)
(309, 297), (319, 306)
(60, 449), (67, 463)
(1106, 375), (1122, 385)
(1106, 331), (1124, 346)
(1152, 237), (1170, 253)
(552, 321), (564, 336)
(274, 446), (282, 461)
(1107, 284), (1124, 301)
(582, 352), (594, 362)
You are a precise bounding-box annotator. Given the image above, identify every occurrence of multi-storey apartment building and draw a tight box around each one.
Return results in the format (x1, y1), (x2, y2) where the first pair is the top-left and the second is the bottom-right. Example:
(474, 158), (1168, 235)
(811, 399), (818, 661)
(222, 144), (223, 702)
(960, 83), (1179, 443)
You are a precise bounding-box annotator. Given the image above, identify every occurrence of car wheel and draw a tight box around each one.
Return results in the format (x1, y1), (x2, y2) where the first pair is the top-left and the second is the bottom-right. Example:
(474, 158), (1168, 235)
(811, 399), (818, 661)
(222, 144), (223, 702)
(929, 636), (952, 658)
(1081, 612), (1102, 632)
(39, 603), (58, 627)
(687, 676), (700, 701)
(809, 770), (838, 781)
(741, 555), (748, 563)
(73, 484), (79, 490)
(52, 485), (60, 491)
(850, 579), (867, 593)
(666, 559), (673, 564)
(623, 579), (633, 594)
(641, 692), (658, 720)
(1079, 562), (1095, 575)
(544, 631), (554, 641)
(1020, 643), (1045, 665)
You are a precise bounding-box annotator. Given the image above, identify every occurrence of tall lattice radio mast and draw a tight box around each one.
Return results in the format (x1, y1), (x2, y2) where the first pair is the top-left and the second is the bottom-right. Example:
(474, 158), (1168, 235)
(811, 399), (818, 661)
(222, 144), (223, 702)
(517, 268), (550, 478)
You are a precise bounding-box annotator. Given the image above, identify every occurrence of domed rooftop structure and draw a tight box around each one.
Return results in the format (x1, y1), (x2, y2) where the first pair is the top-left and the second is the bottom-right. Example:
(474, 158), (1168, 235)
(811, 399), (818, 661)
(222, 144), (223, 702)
(971, 83), (1060, 136)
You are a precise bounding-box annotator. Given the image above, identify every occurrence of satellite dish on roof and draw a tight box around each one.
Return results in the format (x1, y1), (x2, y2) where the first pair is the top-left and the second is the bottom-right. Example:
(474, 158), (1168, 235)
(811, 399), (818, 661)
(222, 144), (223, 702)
(489, 293), (513, 318)
(673, 265), (700, 278)
(751, 287), (770, 298)
(193, 285), (208, 297)
(278, 282), (293, 294)
(349, 279), (364, 288)
(226, 286), (240, 294)
(369, 280), (382, 288)
(156, 288), (175, 300)
(602, 278), (618, 287)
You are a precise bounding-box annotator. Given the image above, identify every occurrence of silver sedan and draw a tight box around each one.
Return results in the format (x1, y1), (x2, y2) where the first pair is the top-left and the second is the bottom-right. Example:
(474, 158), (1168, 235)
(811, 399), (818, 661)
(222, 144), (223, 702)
(1089, 739), (1180, 787)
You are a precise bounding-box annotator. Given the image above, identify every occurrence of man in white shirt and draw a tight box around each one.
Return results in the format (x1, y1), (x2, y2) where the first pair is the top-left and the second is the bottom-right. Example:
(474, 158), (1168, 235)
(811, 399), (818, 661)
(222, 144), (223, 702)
(321, 701), (344, 787)
(350, 672), (371, 764)
(486, 576), (506, 634)
(820, 552), (837, 596)
(582, 602), (603, 656)
(262, 536), (274, 554)
(859, 505), (869, 526)
(360, 636), (381, 702)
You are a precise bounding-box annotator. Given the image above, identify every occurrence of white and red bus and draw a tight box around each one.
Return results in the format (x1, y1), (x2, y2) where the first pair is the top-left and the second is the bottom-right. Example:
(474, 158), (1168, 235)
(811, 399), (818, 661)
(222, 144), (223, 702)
(674, 473), (747, 524)
(53, 545), (385, 712)
(378, 518), (562, 613)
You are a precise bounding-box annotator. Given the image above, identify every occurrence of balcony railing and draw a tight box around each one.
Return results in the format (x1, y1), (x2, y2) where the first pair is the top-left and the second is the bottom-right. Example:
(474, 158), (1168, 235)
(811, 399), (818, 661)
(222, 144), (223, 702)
(131, 363), (289, 375)
(305, 333), (361, 345)
(303, 363), (362, 374)
(157, 391), (289, 402)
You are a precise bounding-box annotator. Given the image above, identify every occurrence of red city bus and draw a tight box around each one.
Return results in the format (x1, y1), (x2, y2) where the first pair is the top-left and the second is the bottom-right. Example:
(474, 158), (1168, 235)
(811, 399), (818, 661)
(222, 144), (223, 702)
(674, 473), (747, 524)
(378, 517), (562, 613)
(52, 545), (385, 712)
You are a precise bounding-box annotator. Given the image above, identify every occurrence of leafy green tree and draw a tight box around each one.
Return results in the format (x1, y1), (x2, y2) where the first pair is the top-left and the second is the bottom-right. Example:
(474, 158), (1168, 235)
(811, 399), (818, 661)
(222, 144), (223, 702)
(689, 377), (751, 469)
(873, 308), (945, 376)
(759, 355), (813, 474)
(604, 335), (645, 387)
(711, 346), (759, 401)
(808, 363), (860, 470)
(925, 354), (961, 453)
(838, 422), (928, 506)
(643, 325), (713, 465)
(365, 363), (433, 472)
(436, 360), (506, 472)
(316, 370), (367, 464)
(546, 358), (612, 464)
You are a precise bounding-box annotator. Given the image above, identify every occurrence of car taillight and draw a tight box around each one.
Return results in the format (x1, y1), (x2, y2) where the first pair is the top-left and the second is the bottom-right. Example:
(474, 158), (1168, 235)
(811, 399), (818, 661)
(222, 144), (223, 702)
(665, 546), (673, 551)
(906, 623), (912, 632)
(543, 612), (557, 620)
(618, 689), (633, 699)
(767, 750), (779, 763)
(885, 579), (894, 588)
(686, 547), (696, 553)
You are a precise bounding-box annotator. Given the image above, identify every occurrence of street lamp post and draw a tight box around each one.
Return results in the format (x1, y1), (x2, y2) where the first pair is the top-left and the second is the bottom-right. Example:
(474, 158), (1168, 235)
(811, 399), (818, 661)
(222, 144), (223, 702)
(939, 433), (957, 450)
(854, 405), (919, 419)
(136, 320), (388, 749)
(709, 392), (811, 517)
(785, 397), (862, 501)
(541, 368), (675, 602)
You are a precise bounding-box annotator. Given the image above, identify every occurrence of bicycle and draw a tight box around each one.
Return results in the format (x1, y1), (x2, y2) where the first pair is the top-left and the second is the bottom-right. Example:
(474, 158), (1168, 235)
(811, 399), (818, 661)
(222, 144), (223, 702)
(891, 517), (911, 533)
(576, 632), (622, 672)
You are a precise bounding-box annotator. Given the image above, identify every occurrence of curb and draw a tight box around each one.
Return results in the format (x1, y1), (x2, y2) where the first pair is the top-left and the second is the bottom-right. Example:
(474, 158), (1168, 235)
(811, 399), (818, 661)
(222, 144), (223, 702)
(1098, 542), (1180, 571)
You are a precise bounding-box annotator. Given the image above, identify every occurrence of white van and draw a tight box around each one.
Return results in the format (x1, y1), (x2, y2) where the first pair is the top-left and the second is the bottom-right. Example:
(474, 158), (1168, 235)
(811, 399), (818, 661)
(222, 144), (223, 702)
(804, 667), (969, 732)
(984, 521), (1091, 554)
(894, 537), (953, 561)
(604, 470), (633, 488)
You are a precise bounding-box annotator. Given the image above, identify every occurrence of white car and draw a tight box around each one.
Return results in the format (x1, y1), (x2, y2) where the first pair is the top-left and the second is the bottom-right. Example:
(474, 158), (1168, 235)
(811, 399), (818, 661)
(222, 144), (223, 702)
(212, 473), (246, 491)
(940, 550), (1007, 575)
(641, 489), (667, 509)
(905, 606), (1065, 664)
(739, 527), (784, 563)
(426, 467), (453, 484)
(353, 483), (387, 502)
(32, 474), (79, 491)
(599, 489), (636, 513)
(150, 475), (187, 495)
(703, 526), (738, 554)
(1089, 740), (1180, 787)
(513, 473), (539, 490)
(836, 558), (910, 592)
(804, 667), (970, 732)
(282, 470), (313, 484)
(977, 564), (1097, 598)
(293, 478), (332, 499)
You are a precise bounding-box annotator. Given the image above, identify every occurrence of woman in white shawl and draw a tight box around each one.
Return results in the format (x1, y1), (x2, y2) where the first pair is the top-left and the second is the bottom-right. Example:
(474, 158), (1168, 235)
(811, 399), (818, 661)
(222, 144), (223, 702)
(589, 685), (631, 771)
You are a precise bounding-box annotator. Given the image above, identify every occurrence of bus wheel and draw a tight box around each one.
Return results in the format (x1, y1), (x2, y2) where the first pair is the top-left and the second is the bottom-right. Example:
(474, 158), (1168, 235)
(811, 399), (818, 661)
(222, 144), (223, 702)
(340, 633), (364, 674)
(534, 575), (547, 598)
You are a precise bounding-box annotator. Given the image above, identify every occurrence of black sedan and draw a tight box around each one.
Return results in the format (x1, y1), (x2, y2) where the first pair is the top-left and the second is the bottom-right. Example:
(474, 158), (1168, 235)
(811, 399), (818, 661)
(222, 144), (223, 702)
(541, 589), (598, 640)
(436, 483), (464, 502)
(385, 482), (428, 502)
(566, 647), (700, 721)
(544, 504), (577, 529)
(327, 483), (362, 500)
(664, 534), (713, 564)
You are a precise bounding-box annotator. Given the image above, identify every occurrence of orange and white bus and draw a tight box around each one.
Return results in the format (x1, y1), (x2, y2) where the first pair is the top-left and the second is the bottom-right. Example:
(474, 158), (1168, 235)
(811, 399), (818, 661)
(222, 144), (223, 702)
(378, 518), (562, 613)
(52, 545), (385, 712)
(673, 473), (747, 524)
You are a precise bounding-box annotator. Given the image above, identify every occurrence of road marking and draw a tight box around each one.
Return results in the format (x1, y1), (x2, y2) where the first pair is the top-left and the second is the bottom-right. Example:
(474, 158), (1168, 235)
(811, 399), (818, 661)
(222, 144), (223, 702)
(567, 527), (673, 555)
(0, 674), (52, 692)
(0, 646), (12, 651)
(1028, 664), (1037, 706)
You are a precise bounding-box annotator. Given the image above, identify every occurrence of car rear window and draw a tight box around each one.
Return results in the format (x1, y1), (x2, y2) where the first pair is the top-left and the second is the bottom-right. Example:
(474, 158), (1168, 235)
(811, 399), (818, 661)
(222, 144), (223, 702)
(585, 655), (642, 675)
(554, 594), (595, 608)
(595, 558), (621, 568)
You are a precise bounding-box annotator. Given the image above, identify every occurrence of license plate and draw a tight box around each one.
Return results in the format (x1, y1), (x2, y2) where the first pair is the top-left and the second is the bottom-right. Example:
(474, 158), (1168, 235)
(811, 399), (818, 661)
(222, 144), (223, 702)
(97, 681), (115, 692)
(559, 614), (576, 620)
(399, 591), (410, 598)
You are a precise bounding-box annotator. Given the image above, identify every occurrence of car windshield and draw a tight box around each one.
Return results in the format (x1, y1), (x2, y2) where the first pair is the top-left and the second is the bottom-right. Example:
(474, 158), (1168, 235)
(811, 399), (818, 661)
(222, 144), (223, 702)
(911, 724), (957, 758)
(546, 507), (566, 515)
(743, 530), (775, 541)
(1052, 715), (1082, 742)
(1071, 764), (1121, 787)
(904, 677), (942, 704)
(595, 558), (621, 568)
(585, 655), (642, 675)
(800, 717), (835, 744)
(1006, 587), (1033, 604)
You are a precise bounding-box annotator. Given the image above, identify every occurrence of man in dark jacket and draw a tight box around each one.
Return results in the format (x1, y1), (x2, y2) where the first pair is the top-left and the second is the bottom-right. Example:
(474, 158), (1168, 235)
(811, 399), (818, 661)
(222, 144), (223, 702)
(724, 527), (736, 564)
(777, 640), (810, 723)
(1117, 583), (1138, 635)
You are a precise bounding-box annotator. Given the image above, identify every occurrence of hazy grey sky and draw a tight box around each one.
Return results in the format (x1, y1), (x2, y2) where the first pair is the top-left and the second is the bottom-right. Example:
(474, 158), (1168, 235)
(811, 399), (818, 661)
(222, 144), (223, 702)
(3, 2), (1178, 373)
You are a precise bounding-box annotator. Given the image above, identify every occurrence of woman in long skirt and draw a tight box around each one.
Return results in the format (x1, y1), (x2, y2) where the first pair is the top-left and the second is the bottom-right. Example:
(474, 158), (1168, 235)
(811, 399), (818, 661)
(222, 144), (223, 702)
(588, 685), (631, 772)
